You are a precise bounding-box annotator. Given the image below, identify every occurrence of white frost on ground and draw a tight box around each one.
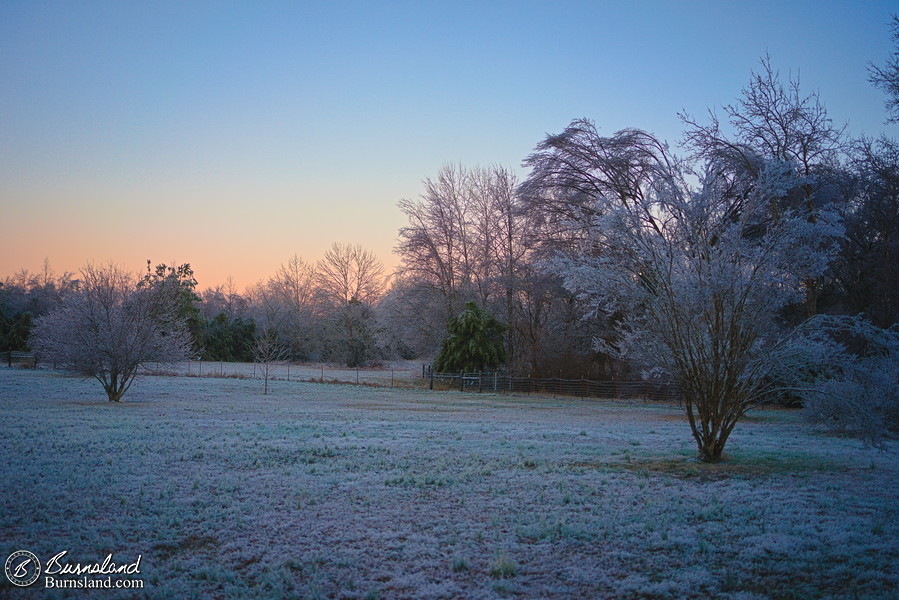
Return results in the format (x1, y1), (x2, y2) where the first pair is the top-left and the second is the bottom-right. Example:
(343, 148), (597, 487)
(0, 367), (896, 599)
(144, 360), (424, 388)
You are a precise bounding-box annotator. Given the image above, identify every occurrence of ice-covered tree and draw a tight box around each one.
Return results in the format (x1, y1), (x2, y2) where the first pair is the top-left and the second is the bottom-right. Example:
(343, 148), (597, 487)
(30, 263), (192, 402)
(523, 120), (842, 462)
(774, 314), (899, 447)
(680, 56), (846, 319)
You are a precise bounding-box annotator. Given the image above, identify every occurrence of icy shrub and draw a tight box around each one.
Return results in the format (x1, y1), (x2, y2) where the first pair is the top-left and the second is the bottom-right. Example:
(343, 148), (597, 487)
(783, 315), (899, 447)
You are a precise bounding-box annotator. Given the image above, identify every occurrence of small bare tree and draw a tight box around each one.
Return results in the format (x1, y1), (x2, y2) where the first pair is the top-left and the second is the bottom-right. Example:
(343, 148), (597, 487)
(253, 328), (288, 395)
(30, 263), (192, 402)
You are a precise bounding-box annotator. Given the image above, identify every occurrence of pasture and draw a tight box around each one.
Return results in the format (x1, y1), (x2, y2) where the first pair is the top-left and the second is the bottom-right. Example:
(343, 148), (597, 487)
(1, 367), (896, 599)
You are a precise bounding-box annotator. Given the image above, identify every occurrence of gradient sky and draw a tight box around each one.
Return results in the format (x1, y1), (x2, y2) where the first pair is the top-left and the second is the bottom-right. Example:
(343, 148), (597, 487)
(2, 1), (897, 289)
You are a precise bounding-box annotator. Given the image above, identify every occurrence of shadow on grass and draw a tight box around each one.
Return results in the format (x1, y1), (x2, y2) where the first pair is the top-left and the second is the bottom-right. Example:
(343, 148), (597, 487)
(563, 448), (842, 480)
(617, 450), (843, 480)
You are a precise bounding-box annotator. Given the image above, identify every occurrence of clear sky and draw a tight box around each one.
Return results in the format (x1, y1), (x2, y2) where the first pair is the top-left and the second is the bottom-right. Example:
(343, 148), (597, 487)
(2, 0), (897, 289)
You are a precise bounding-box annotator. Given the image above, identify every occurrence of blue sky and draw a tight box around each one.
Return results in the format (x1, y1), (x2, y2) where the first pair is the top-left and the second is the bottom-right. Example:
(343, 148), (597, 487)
(1, 1), (896, 287)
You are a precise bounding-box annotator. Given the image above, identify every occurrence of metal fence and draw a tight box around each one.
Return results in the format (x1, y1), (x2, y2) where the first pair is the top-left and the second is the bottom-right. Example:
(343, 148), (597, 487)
(4, 351), (34, 367)
(16, 355), (680, 403)
(142, 360), (422, 388)
(430, 371), (682, 402)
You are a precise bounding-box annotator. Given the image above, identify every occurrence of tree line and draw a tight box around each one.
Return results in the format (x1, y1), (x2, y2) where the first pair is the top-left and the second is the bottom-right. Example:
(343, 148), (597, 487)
(1, 245), (387, 369)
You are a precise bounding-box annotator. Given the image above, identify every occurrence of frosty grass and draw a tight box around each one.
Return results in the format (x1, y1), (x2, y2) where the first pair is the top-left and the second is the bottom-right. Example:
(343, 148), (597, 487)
(1, 367), (896, 599)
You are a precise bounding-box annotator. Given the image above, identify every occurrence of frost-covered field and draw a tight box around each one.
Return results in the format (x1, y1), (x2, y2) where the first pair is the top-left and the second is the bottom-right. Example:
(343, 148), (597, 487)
(1, 368), (897, 600)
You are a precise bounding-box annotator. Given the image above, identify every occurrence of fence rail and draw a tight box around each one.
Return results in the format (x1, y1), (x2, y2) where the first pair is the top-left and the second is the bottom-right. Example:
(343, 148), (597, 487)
(431, 371), (681, 402)
(141, 360), (421, 388)
(4, 351), (33, 367)
(17, 356), (681, 403)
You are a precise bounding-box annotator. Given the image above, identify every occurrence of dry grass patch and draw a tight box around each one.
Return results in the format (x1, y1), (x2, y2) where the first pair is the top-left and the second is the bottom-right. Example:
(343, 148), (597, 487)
(618, 451), (844, 480)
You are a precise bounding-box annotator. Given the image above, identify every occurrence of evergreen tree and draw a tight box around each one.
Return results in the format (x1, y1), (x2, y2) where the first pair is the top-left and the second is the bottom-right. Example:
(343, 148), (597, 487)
(141, 262), (203, 350)
(201, 313), (257, 362)
(434, 302), (506, 372)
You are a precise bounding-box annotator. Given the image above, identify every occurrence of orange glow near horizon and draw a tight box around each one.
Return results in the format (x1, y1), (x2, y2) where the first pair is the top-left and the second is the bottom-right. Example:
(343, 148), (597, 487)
(1, 187), (405, 291)
(0, 232), (403, 292)
(1, 159), (409, 290)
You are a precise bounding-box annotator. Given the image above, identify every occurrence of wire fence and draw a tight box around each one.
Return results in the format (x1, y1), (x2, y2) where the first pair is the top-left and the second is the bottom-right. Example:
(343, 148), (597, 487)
(430, 371), (682, 403)
(3, 351), (34, 367)
(12, 355), (681, 403)
(141, 360), (423, 388)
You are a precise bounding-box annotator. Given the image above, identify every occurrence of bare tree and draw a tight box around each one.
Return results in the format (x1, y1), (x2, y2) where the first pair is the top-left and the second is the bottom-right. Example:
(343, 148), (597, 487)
(316, 243), (385, 366)
(397, 164), (474, 317)
(248, 277), (291, 351)
(253, 328), (288, 395)
(680, 57), (847, 318)
(30, 263), (192, 402)
(397, 164), (548, 368)
(869, 15), (899, 124)
(317, 243), (385, 306)
(681, 56), (845, 179)
(269, 254), (318, 359)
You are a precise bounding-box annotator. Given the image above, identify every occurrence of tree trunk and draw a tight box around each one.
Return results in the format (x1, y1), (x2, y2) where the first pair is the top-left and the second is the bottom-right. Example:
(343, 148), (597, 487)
(697, 437), (724, 463)
(105, 384), (125, 402)
(101, 369), (133, 402)
(686, 393), (738, 463)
